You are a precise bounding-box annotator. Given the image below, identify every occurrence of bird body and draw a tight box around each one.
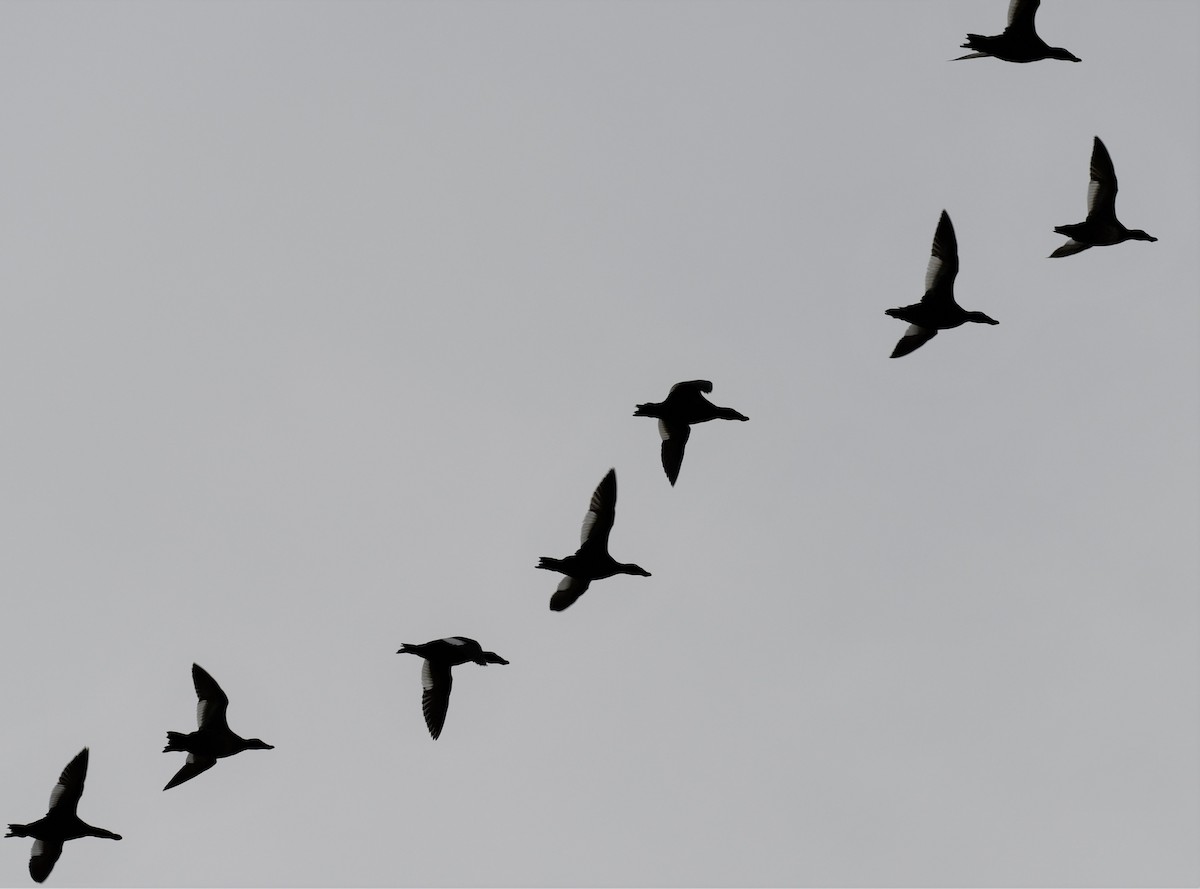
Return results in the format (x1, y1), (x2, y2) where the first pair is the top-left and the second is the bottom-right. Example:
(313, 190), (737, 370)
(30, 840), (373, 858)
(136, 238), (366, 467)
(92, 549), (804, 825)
(1050, 136), (1157, 258)
(537, 468), (650, 611)
(6, 748), (122, 883)
(955, 0), (1080, 62)
(396, 637), (509, 740)
(634, 380), (748, 485)
(885, 211), (998, 358)
(162, 664), (273, 791)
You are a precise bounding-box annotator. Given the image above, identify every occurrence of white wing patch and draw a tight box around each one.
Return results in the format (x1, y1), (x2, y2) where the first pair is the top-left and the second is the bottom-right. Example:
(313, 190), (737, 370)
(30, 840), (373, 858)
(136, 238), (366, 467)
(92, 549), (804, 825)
(924, 251), (944, 292)
(1006, 0), (1023, 29)
(1050, 238), (1091, 258)
(444, 637), (467, 646)
(580, 506), (599, 544)
(421, 659), (436, 690)
(657, 420), (671, 441)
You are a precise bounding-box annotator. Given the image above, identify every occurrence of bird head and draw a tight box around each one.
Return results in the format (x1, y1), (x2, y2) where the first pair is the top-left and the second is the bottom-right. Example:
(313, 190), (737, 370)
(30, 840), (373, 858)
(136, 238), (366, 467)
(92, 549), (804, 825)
(1048, 47), (1081, 62)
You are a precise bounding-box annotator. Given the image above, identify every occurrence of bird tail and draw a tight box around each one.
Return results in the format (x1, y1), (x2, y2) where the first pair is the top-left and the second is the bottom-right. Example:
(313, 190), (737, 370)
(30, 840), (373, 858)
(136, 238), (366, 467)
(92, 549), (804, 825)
(953, 36), (987, 60)
(6, 823), (30, 838)
(536, 557), (566, 572)
(163, 731), (188, 753)
(633, 402), (660, 418)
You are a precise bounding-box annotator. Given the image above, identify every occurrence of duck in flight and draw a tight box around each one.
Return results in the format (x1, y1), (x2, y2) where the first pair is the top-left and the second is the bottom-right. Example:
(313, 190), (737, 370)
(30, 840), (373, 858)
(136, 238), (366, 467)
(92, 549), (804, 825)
(1050, 136), (1157, 258)
(955, 0), (1080, 63)
(396, 637), (509, 740)
(537, 468), (650, 611)
(6, 748), (122, 884)
(885, 210), (998, 358)
(162, 664), (274, 790)
(634, 380), (748, 486)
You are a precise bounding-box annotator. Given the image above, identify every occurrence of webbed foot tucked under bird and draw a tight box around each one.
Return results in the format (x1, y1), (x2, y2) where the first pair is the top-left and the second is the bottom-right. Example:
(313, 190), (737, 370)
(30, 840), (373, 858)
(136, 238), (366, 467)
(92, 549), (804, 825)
(1050, 136), (1157, 258)
(537, 468), (650, 611)
(633, 380), (748, 486)
(885, 210), (998, 358)
(954, 0), (1080, 63)
(396, 637), (509, 739)
(162, 663), (274, 790)
(6, 747), (122, 884)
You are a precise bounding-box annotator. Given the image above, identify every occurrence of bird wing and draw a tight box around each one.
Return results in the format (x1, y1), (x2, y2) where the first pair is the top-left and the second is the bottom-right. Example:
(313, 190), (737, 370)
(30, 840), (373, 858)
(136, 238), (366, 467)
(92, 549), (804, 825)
(668, 379), (713, 396)
(578, 468), (617, 550)
(1049, 239), (1092, 259)
(420, 658), (453, 740)
(659, 421), (691, 486)
(29, 839), (64, 884)
(163, 754), (217, 791)
(47, 748), (88, 817)
(549, 575), (592, 612)
(891, 325), (938, 359)
(192, 664), (231, 731)
(922, 210), (959, 304)
(1086, 136), (1118, 220)
(1006, 0), (1040, 34)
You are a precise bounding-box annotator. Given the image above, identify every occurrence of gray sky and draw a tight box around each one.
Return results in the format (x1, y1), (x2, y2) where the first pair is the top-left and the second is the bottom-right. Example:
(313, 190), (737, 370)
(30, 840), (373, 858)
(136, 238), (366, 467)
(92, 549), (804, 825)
(0, 1), (1196, 886)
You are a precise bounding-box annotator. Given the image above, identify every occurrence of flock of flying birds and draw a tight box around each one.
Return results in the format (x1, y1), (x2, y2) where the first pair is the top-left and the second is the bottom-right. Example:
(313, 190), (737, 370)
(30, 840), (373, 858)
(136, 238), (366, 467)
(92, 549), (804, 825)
(4, 0), (1161, 883)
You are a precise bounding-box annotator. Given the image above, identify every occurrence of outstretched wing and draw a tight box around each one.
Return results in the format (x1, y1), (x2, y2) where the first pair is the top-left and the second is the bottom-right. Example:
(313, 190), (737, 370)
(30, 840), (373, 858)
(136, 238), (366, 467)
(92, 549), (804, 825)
(668, 379), (712, 396)
(163, 754), (217, 791)
(891, 325), (938, 359)
(47, 748), (89, 817)
(550, 575), (592, 612)
(420, 659), (453, 740)
(578, 469), (617, 551)
(1049, 239), (1092, 259)
(1005, 0), (1040, 34)
(659, 421), (691, 486)
(922, 210), (958, 303)
(29, 839), (64, 884)
(192, 664), (231, 731)
(1086, 136), (1118, 221)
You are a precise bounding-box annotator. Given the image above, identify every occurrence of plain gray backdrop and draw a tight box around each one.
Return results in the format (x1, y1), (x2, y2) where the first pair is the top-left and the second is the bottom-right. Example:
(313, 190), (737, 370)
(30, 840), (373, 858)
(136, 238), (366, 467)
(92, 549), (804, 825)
(0, 1), (1196, 886)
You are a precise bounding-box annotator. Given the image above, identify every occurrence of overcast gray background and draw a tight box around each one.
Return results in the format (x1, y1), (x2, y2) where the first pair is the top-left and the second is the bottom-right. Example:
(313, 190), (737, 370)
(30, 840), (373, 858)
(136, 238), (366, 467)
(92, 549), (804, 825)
(0, 1), (1196, 886)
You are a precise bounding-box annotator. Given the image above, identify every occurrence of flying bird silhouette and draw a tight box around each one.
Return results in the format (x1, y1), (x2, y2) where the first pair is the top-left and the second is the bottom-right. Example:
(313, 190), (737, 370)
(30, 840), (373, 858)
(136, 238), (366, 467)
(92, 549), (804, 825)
(885, 211), (998, 358)
(634, 380), (748, 486)
(162, 664), (274, 790)
(954, 0), (1080, 63)
(1050, 136), (1157, 258)
(6, 748), (122, 884)
(396, 637), (509, 740)
(537, 468), (651, 611)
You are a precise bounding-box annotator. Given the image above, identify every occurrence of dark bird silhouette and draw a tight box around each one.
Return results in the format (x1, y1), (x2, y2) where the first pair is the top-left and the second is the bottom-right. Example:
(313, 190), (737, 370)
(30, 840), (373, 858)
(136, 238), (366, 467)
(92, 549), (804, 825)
(6, 748), (122, 884)
(162, 664), (274, 790)
(1050, 136), (1157, 258)
(954, 0), (1080, 63)
(885, 210), (998, 358)
(396, 638), (509, 740)
(537, 468), (650, 611)
(633, 380), (748, 485)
